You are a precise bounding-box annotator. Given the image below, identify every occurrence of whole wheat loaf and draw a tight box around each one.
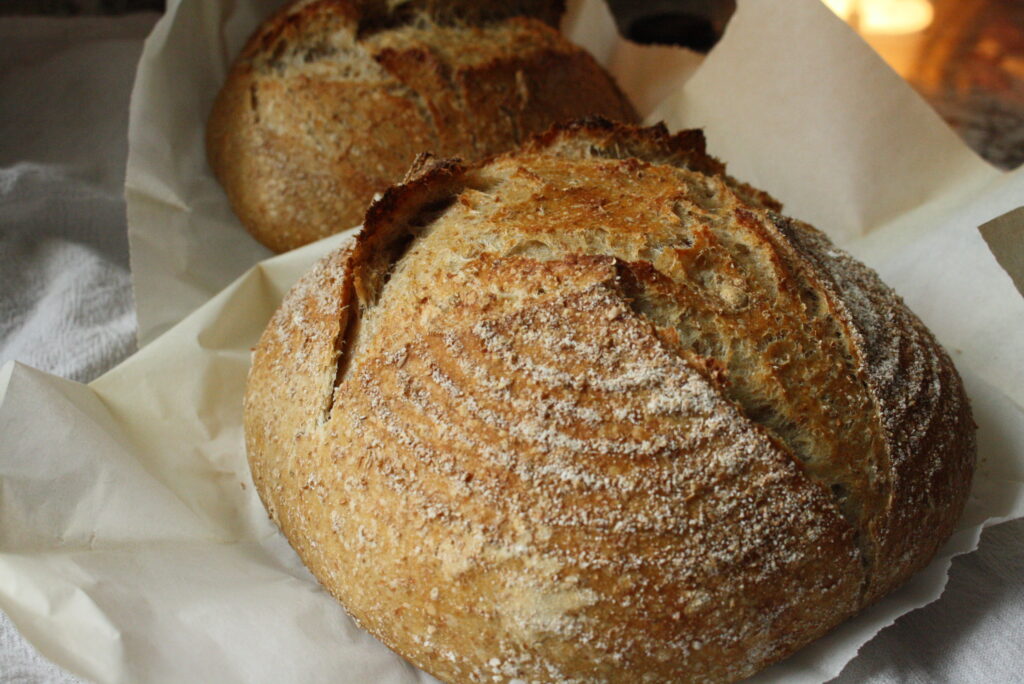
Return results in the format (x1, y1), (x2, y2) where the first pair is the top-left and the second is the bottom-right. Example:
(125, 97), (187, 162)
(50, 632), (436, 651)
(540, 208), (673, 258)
(207, 0), (638, 252)
(244, 119), (976, 682)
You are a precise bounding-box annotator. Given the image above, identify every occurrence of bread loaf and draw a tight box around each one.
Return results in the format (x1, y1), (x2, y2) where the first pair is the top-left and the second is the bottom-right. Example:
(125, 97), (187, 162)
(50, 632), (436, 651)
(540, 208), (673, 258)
(207, 0), (638, 253)
(244, 119), (976, 682)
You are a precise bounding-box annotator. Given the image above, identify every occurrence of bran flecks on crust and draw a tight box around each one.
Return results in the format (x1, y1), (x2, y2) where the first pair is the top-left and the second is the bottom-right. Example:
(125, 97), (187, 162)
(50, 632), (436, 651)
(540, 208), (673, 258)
(244, 119), (975, 683)
(207, 0), (638, 253)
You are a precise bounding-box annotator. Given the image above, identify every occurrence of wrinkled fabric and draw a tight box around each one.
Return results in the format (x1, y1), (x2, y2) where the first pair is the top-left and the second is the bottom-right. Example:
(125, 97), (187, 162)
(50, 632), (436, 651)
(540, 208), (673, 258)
(0, 15), (155, 383)
(0, 163), (135, 383)
(0, 14), (156, 681)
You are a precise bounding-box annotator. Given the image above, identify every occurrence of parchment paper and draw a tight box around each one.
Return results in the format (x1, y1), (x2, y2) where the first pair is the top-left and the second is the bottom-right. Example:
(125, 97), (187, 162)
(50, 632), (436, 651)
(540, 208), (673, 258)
(3, 0), (1023, 682)
(980, 206), (1024, 298)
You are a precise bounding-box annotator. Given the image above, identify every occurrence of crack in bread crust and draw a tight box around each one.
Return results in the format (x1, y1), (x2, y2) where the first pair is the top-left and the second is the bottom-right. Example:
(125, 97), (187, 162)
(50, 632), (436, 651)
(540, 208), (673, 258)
(244, 121), (976, 683)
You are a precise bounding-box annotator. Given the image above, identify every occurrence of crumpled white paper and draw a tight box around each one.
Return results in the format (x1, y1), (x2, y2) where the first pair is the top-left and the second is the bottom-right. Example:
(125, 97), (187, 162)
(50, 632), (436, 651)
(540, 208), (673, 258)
(2, 0), (1023, 682)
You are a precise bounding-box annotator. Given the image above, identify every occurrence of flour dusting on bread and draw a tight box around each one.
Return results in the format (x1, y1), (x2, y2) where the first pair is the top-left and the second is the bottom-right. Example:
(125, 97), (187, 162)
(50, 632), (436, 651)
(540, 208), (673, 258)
(245, 120), (975, 683)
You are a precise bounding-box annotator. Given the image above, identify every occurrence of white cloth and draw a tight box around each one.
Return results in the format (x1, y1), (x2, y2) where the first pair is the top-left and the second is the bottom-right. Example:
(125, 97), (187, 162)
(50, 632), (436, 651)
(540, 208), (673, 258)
(0, 15), (155, 383)
(0, 13), (157, 682)
(0, 11), (1022, 684)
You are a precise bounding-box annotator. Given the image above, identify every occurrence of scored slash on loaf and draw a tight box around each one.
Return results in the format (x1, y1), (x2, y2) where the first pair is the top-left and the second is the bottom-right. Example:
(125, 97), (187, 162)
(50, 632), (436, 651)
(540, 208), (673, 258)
(244, 119), (975, 683)
(207, 0), (638, 253)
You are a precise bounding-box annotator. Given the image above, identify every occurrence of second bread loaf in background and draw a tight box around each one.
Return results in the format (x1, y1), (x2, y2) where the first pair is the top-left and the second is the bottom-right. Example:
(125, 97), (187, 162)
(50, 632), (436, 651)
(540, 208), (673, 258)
(207, 0), (639, 252)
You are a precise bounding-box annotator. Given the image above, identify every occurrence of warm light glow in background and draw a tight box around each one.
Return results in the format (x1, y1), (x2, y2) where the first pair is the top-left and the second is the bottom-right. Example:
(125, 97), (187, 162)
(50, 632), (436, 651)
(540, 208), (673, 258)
(822, 0), (934, 35)
(821, 0), (936, 76)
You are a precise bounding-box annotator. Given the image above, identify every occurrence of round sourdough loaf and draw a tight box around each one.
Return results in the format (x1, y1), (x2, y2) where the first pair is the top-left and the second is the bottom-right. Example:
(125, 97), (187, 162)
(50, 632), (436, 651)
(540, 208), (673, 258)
(244, 119), (976, 682)
(207, 0), (638, 253)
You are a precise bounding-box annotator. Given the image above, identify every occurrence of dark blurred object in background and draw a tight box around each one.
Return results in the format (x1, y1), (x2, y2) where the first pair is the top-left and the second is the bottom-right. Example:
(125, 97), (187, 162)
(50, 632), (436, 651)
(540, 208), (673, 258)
(1, 0), (739, 54)
(0, 0), (162, 13)
(607, 0), (735, 51)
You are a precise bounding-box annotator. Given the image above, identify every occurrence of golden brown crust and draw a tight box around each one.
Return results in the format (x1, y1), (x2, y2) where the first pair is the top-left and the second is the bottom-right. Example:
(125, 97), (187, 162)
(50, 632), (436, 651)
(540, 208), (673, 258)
(207, 0), (637, 253)
(771, 216), (976, 601)
(245, 121), (976, 682)
(520, 116), (783, 212)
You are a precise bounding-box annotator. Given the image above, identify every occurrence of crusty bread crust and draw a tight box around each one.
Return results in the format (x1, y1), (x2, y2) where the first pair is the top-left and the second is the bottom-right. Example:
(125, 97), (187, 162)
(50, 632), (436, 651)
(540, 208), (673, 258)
(521, 117), (784, 213)
(244, 121), (975, 682)
(207, 0), (637, 253)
